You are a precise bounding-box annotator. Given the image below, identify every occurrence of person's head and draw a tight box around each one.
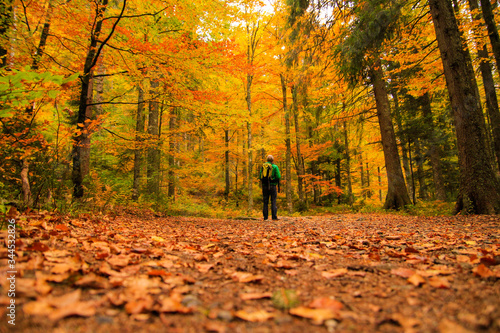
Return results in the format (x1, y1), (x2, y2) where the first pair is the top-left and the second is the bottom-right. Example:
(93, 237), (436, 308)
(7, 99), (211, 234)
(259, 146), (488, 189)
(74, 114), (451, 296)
(267, 155), (274, 163)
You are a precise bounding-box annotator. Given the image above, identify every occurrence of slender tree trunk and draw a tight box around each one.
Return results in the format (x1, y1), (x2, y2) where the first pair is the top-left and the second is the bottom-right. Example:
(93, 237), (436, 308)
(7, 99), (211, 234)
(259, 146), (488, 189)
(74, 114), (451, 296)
(344, 121), (353, 205)
(147, 79), (160, 196)
(225, 129), (230, 201)
(72, 0), (108, 198)
(429, 0), (500, 214)
(414, 138), (428, 200)
(281, 74), (293, 214)
(391, 90), (413, 197)
(468, 0), (500, 173)
(420, 92), (447, 201)
(246, 72), (253, 211)
(370, 62), (412, 210)
(132, 85), (145, 201)
(291, 85), (305, 208)
(168, 107), (177, 199)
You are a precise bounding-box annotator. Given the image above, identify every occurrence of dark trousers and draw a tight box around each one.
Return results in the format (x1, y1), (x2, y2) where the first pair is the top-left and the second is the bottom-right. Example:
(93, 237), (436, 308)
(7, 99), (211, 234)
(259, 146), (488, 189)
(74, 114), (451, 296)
(262, 184), (277, 220)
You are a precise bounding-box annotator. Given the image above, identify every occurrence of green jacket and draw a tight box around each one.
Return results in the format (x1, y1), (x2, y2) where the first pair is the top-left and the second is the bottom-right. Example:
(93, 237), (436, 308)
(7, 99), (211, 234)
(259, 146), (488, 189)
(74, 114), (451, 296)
(259, 162), (281, 186)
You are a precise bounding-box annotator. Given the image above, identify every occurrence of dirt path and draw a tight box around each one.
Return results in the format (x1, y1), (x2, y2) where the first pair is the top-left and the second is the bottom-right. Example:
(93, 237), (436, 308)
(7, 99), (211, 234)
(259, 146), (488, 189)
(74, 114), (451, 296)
(1, 212), (499, 332)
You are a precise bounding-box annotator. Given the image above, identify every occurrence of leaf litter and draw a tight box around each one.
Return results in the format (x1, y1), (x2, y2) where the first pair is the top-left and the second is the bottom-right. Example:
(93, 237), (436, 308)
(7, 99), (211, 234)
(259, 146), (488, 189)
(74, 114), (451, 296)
(0, 212), (499, 332)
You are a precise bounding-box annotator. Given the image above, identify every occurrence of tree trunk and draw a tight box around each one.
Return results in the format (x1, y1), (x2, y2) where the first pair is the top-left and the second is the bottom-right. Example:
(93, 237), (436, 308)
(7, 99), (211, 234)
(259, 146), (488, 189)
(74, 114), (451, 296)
(0, 0), (12, 67)
(281, 74), (293, 214)
(343, 121), (354, 205)
(147, 79), (160, 196)
(420, 92), (447, 201)
(72, 0), (108, 198)
(468, 0), (500, 173)
(225, 129), (230, 201)
(429, 0), (500, 214)
(480, 0), (500, 78)
(414, 138), (428, 200)
(391, 89), (413, 197)
(246, 72), (253, 212)
(168, 107), (177, 199)
(370, 62), (412, 210)
(132, 85), (145, 201)
(291, 85), (305, 209)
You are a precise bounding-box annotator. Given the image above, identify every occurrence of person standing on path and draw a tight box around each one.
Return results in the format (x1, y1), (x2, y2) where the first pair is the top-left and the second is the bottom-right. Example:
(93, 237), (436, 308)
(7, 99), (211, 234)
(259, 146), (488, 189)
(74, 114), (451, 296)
(259, 155), (281, 220)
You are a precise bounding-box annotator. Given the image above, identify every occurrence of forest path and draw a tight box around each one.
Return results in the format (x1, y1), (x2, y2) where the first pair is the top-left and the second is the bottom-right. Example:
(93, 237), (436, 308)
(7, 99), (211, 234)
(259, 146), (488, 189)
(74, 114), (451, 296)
(1, 211), (499, 332)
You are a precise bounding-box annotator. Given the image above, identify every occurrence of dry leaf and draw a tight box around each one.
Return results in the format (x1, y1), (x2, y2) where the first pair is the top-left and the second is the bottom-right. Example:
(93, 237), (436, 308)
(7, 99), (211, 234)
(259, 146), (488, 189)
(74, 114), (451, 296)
(234, 309), (275, 322)
(428, 276), (450, 289)
(472, 264), (493, 278)
(48, 301), (96, 321)
(289, 306), (338, 324)
(391, 268), (415, 278)
(231, 272), (264, 283)
(308, 297), (343, 312)
(321, 268), (348, 279)
(407, 274), (426, 286)
(196, 263), (214, 273)
(240, 292), (272, 300)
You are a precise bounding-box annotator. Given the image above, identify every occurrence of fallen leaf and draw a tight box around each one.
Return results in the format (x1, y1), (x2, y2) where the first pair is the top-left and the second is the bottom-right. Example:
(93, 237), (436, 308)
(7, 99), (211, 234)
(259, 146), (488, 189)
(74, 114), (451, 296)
(289, 306), (338, 324)
(438, 318), (475, 333)
(407, 274), (426, 286)
(231, 272), (264, 283)
(234, 309), (275, 322)
(240, 292), (272, 300)
(321, 268), (348, 279)
(428, 276), (450, 289)
(48, 301), (96, 321)
(472, 264), (493, 278)
(308, 297), (343, 312)
(196, 263), (214, 273)
(391, 268), (415, 278)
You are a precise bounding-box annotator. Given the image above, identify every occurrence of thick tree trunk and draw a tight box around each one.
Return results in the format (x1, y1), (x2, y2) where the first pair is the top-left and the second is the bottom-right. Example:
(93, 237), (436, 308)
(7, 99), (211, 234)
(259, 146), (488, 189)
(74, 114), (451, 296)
(281, 74), (293, 214)
(72, 0), (108, 198)
(429, 0), (500, 214)
(420, 93), (447, 201)
(132, 85), (145, 201)
(468, 0), (500, 173)
(480, 0), (500, 77)
(147, 79), (160, 196)
(0, 0), (12, 67)
(370, 63), (412, 210)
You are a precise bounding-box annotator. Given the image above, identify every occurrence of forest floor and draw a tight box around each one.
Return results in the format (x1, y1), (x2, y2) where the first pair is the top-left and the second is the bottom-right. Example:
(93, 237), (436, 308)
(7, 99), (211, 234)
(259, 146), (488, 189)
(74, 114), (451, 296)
(0, 209), (499, 333)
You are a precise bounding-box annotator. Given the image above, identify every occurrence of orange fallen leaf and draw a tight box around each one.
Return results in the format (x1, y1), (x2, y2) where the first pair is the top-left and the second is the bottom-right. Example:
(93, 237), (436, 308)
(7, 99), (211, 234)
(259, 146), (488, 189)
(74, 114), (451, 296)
(321, 268), (348, 279)
(472, 264), (493, 278)
(240, 292), (272, 300)
(407, 274), (426, 286)
(428, 276), (450, 289)
(308, 297), (343, 312)
(196, 263), (214, 273)
(48, 301), (96, 321)
(289, 306), (338, 323)
(231, 272), (264, 283)
(234, 309), (275, 322)
(391, 268), (415, 278)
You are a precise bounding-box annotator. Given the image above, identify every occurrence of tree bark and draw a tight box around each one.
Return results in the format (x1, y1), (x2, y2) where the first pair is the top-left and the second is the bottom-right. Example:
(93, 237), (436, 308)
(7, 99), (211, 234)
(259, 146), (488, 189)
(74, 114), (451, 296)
(370, 62), (412, 210)
(132, 85), (145, 201)
(480, 0), (500, 78)
(291, 85), (305, 209)
(281, 74), (293, 214)
(147, 79), (160, 196)
(72, 0), (109, 198)
(429, 0), (500, 214)
(391, 90), (413, 197)
(469, 0), (500, 173)
(420, 92), (447, 201)
(343, 121), (354, 205)
(0, 0), (12, 67)
(225, 129), (230, 201)
(168, 107), (177, 199)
